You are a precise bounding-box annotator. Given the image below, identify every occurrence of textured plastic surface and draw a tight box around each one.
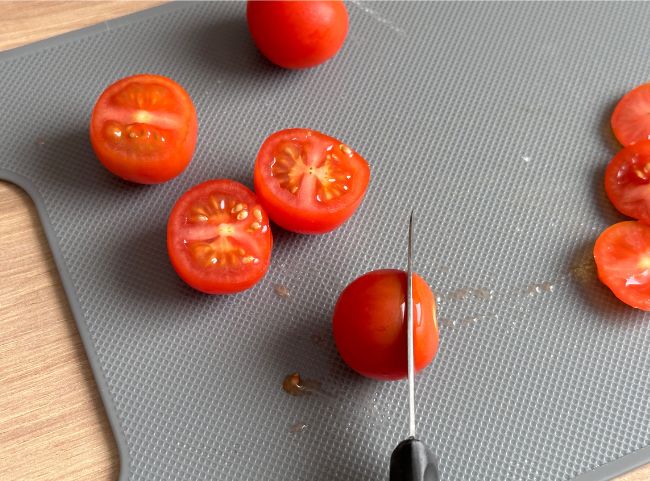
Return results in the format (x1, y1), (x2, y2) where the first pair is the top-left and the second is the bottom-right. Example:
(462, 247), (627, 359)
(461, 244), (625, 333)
(2, 2), (650, 480)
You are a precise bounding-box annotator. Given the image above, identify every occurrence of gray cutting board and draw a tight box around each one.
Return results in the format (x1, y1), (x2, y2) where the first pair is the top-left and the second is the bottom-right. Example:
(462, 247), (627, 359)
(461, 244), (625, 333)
(1, 2), (649, 480)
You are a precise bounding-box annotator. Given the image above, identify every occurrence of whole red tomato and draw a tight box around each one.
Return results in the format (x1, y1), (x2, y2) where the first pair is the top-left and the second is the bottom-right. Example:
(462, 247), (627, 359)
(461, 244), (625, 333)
(333, 270), (439, 380)
(246, 1), (349, 69)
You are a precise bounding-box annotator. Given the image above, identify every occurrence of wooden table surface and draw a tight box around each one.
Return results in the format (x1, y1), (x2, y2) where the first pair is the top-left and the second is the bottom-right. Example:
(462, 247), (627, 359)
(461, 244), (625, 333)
(0, 2), (647, 480)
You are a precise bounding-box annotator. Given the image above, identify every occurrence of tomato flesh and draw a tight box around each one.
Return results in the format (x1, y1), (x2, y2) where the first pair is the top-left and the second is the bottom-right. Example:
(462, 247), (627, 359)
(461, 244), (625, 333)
(254, 129), (370, 234)
(90, 74), (197, 184)
(332, 269), (439, 381)
(246, 1), (348, 69)
(594, 221), (650, 310)
(167, 180), (272, 294)
(611, 83), (650, 146)
(605, 140), (650, 222)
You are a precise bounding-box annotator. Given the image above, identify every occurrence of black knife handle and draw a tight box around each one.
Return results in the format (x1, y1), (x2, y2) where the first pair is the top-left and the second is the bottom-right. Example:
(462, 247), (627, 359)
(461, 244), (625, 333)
(389, 437), (440, 481)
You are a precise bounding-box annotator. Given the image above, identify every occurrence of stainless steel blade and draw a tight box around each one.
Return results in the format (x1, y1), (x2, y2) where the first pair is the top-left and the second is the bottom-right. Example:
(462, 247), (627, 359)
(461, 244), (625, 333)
(407, 211), (416, 438)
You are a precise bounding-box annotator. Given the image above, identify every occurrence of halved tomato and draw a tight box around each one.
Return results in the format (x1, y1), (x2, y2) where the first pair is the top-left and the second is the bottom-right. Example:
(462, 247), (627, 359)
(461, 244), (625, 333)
(90, 74), (197, 184)
(253, 129), (370, 234)
(167, 179), (272, 294)
(611, 83), (650, 146)
(605, 140), (650, 222)
(594, 221), (650, 310)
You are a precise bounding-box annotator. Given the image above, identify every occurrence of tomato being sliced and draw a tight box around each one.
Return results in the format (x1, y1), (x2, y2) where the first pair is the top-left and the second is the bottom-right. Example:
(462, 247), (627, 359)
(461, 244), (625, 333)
(253, 129), (370, 234)
(167, 179), (273, 294)
(604, 140), (650, 222)
(611, 83), (650, 147)
(90, 74), (197, 184)
(594, 221), (650, 310)
(332, 269), (439, 381)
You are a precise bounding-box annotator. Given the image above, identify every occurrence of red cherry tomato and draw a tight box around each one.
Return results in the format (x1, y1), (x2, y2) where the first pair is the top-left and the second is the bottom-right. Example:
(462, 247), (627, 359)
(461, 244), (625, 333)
(90, 74), (197, 184)
(246, 1), (348, 69)
(611, 83), (650, 146)
(604, 140), (650, 222)
(332, 269), (439, 381)
(594, 221), (650, 310)
(253, 128), (370, 234)
(167, 179), (273, 294)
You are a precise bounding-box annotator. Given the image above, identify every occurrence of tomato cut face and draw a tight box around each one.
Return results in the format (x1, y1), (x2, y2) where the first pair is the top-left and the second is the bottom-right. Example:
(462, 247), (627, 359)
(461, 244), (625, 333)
(90, 74), (197, 184)
(167, 180), (273, 294)
(611, 83), (650, 146)
(594, 221), (650, 310)
(246, 1), (348, 69)
(253, 129), (370, 234)
(332, 269), (439, 381)
(604, 140), (650, 222)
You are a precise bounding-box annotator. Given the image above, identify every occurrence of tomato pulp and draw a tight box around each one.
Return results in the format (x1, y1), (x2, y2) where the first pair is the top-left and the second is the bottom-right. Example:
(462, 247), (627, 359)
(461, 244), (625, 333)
(90, 74), (197, 184)
(594, 221), (650, 310)
(246, 0), (348, 69)
(167, 179), (273, 294)
(605, 140), (650, 222)
(253, 129), (370, 234)
(332, 269), (439, 380)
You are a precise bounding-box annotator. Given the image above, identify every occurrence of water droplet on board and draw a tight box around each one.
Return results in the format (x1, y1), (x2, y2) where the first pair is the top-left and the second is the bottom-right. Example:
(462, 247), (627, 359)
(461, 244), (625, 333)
(282, 372), (322, 396)
(526, 282), (555, 295)
(449, 289), (471, 300)
(473, 288), (492, 300)
(289, 422), (307, 433)
(274, 284), (290, 298)
(439, 318), (454, 329)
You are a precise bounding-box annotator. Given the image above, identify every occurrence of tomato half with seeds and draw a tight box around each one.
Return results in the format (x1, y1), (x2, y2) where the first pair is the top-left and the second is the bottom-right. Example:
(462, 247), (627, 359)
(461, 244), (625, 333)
(167, 179), (272, 294)
(611, 83), (650, 147)
(594, 221), (650, 310)
(90, 74), (197, 184)
(253, 129), (370, 234)
(605, 140), (650, 222)
(333, 269), (439, 381)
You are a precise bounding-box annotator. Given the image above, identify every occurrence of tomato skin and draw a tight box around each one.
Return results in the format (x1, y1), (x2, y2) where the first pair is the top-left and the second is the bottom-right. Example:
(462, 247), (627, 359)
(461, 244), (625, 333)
(253, 128), (370, 234)
(594, 221), (650, 311)
(611, 83), (650, 147)
(90, 74), (197, 184)
(167, 179), (273, 294)
(332, 270), (439, 381)
(246, 1), (348, 69)
(604, 141), (650, 222)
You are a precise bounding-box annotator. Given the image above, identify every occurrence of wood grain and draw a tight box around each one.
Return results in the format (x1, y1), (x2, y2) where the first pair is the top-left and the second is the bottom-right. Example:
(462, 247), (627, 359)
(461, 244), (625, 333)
(0, 2), (648, 480)
(0, 3), (162, 480)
